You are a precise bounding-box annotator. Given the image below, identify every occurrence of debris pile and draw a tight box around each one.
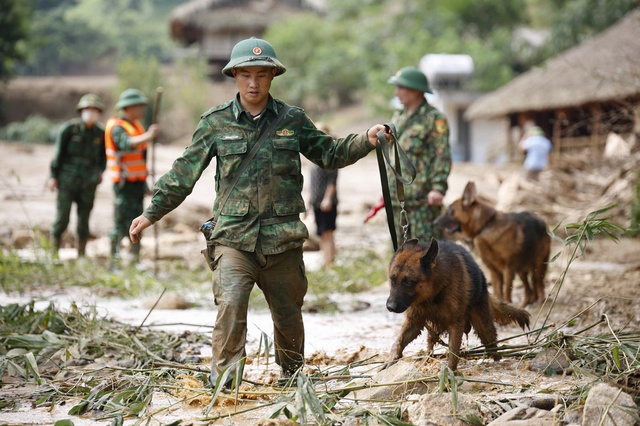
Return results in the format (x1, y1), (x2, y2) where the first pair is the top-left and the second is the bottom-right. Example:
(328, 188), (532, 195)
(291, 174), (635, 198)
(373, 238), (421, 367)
(497, 148), (639, 230)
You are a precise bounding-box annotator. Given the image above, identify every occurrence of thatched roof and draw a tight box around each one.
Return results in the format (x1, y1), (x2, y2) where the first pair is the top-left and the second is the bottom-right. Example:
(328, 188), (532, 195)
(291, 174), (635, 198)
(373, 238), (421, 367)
(466, 9), (640, 120)
(170, 0), (320, 44)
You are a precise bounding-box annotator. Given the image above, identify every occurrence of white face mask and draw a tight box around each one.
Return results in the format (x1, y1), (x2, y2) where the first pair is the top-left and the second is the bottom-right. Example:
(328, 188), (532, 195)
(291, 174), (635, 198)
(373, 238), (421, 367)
(81, 109), (99, 125)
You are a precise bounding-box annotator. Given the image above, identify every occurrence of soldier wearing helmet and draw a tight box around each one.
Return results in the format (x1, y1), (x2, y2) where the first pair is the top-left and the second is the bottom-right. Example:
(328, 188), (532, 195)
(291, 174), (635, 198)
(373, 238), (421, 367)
(384, 66), (452, 242)
(105, 88), (159, 265)
(48, 93), (106, 258)
(129, 37), (392, 388)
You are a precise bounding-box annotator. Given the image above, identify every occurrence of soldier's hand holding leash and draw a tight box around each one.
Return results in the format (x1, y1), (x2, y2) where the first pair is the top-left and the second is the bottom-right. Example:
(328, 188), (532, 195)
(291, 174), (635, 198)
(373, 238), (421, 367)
(367, 124), (392, 146)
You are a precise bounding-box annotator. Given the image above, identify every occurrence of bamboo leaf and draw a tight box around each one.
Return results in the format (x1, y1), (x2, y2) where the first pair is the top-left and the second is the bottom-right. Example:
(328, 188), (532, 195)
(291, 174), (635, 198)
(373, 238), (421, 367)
(24, 352), (42, 385)
(68, 400), (90, 416)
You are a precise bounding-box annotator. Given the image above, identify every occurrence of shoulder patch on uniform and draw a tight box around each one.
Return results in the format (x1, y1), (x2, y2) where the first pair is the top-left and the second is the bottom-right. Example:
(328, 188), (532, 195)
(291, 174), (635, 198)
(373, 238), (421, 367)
(201, 100), (232, 119)
(276, 129), (294, 136)
(435, 119), (448, 134)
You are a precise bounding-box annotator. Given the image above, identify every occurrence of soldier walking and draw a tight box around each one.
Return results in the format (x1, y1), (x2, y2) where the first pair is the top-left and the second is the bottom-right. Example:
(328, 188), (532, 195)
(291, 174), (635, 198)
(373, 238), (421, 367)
(105, 89), (158, 265)
(129, 37), (391, 387)
(49, 94), (106, 257)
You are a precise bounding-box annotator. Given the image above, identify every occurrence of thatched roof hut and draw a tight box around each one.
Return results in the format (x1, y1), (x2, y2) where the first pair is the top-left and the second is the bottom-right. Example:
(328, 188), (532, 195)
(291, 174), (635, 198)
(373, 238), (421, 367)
(170, 0), (322, 77)
(466, 9), (640, 159)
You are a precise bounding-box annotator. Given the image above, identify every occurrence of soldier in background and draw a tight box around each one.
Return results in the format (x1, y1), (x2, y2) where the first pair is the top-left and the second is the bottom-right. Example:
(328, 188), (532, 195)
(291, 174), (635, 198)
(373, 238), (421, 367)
(105, 89), (158, 265)
(48, 93), (106, 258)
(386, 66), (452, 242)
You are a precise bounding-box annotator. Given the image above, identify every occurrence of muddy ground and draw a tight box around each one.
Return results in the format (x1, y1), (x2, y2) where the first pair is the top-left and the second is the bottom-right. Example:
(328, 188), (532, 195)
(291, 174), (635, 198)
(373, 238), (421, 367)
(1, 77), (639, 425)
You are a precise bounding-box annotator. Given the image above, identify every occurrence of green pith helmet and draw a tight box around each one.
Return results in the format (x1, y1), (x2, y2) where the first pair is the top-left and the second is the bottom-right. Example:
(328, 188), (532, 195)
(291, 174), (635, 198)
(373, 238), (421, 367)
(76, 93), (104, 111)
(115, 88), (148, 110)
(387, 66), (432, 93)
(222, 37), (286, 78)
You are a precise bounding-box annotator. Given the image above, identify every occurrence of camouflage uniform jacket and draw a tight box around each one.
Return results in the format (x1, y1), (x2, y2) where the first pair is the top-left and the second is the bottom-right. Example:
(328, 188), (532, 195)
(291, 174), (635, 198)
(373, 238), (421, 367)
(50, 118), (106, 186)
(144, 95), (374, 255)
(388, 100), (451, 207)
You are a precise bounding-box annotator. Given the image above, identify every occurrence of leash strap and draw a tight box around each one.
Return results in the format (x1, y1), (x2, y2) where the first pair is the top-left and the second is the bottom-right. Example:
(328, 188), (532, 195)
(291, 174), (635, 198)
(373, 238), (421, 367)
(375, 123), (417, 251)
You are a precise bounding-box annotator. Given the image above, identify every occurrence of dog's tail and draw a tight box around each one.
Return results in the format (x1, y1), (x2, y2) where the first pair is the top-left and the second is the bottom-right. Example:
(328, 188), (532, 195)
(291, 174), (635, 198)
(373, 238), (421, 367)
(490, 295), (530, 330)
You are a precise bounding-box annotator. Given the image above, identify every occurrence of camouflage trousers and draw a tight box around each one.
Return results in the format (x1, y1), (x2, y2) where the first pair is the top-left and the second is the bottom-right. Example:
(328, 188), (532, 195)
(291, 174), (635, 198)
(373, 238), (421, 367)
(392, 202), (444, 245)
(51, 179), (98, 240)
(209, 245), (307, 386)
(109, 181), (145, 254)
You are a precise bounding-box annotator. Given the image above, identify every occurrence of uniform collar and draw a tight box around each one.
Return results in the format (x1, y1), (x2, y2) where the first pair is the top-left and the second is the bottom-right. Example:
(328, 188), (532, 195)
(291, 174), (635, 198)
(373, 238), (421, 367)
(231, 94), (278, 122)
(404, 98), (430, 117)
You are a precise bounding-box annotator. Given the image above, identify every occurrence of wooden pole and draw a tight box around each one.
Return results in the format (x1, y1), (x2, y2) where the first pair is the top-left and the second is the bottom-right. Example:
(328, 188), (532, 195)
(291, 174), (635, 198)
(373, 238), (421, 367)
(151, 87), (163, 275)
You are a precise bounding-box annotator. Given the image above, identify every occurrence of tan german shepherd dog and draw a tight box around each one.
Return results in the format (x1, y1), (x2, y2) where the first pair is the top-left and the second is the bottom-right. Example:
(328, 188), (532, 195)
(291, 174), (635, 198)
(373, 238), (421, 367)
(386, 238), (530, 371)
(435, 181), (551, 306)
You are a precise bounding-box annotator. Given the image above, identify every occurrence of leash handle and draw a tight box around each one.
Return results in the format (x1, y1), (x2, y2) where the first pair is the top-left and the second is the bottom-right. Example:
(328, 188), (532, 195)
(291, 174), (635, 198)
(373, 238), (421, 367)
(375, 123), (417, 185)
(375, 123), (417, 251)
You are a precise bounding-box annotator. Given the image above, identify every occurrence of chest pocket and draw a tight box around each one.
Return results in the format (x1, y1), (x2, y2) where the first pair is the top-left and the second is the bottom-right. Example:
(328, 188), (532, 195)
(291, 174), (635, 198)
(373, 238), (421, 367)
(216, 138), (247, 178)
(272, 138), (300, 175)
(67, 134), (85, 156)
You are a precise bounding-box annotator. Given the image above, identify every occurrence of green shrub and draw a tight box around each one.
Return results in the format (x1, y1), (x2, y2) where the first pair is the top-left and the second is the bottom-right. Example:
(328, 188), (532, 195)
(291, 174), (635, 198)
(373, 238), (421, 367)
(0, 115), (59, 144)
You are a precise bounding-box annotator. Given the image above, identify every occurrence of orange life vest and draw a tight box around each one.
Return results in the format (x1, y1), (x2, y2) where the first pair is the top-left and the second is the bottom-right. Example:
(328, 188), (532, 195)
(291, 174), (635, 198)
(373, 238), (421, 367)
(105, 117), (148, 183)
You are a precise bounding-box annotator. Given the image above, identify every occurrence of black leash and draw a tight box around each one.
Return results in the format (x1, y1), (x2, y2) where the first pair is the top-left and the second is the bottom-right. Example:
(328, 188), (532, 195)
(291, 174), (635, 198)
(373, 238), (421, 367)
(375, 123), (417, 251)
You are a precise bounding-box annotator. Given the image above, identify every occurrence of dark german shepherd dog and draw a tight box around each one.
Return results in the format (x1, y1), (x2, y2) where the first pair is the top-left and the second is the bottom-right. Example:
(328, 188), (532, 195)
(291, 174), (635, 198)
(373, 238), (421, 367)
(435, 181), (551, 307)
(386, 238), (530, 371)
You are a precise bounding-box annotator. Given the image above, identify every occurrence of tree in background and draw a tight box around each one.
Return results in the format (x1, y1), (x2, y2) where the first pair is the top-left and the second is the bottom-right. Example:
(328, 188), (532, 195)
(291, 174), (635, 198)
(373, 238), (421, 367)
(24, 6), (109, 75)
(0, 0), (30, 82)
(266, 0), (638, 114)
(18, 0), (184, 76)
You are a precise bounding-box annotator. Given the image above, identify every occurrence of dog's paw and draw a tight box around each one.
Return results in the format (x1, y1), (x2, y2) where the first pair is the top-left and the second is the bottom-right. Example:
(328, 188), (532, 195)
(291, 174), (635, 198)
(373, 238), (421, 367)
(379, 358), (400, 372)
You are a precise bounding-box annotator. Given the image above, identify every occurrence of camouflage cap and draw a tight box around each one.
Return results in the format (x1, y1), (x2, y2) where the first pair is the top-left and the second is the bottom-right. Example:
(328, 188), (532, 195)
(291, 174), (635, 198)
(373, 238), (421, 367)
(222, 37), (286, 78)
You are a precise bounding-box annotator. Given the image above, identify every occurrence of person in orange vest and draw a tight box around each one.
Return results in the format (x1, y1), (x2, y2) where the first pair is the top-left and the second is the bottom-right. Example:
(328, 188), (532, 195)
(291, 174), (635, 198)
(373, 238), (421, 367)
(105, 88), (158, 265)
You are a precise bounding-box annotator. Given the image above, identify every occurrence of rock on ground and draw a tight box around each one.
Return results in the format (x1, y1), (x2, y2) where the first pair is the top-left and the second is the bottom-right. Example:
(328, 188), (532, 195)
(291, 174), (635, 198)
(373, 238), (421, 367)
(582, 382), (638, 426)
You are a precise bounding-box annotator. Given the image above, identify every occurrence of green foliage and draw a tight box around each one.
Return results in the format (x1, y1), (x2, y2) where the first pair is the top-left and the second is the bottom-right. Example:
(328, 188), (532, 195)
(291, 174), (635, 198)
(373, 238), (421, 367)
(16, 0), (184, 77)
(19, 7), (109, 75)
(172, 57), (212, 129)
(548, 0), (638, 54)
(0, 0), (31, 81)
(0, 114), (59, 144)
(301, 249), (389, 312)
(0, 240), (211, 299)
(270, 13), (364, 110)
(443, 0), (528, 38)
(115, 56), (164, 126)
(0, 301), (210, 419)
(267, 0), (639, 112)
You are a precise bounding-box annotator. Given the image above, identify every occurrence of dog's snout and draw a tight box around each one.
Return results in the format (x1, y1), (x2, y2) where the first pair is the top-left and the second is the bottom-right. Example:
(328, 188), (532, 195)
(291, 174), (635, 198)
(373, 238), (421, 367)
(386, 296), (408, 313)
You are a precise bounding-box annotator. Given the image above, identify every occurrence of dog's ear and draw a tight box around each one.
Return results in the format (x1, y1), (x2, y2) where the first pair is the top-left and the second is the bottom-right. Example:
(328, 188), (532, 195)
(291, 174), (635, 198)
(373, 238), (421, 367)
(402, 238), (420, 249)
(421, 237), (439, 269)
(462, 181), (477, 209)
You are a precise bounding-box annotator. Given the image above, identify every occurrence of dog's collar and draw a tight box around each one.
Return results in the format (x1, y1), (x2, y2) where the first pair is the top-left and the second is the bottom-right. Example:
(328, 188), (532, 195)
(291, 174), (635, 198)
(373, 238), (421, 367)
(475, 210), (498, 235)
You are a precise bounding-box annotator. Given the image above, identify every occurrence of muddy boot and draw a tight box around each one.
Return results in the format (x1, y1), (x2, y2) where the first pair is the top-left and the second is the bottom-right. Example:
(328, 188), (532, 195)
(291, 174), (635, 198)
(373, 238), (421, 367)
(52, 236), (61, 258)
(109, 238), (121, 271)
(130, 242), (141, 266)
(77, 238), (88, 258)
